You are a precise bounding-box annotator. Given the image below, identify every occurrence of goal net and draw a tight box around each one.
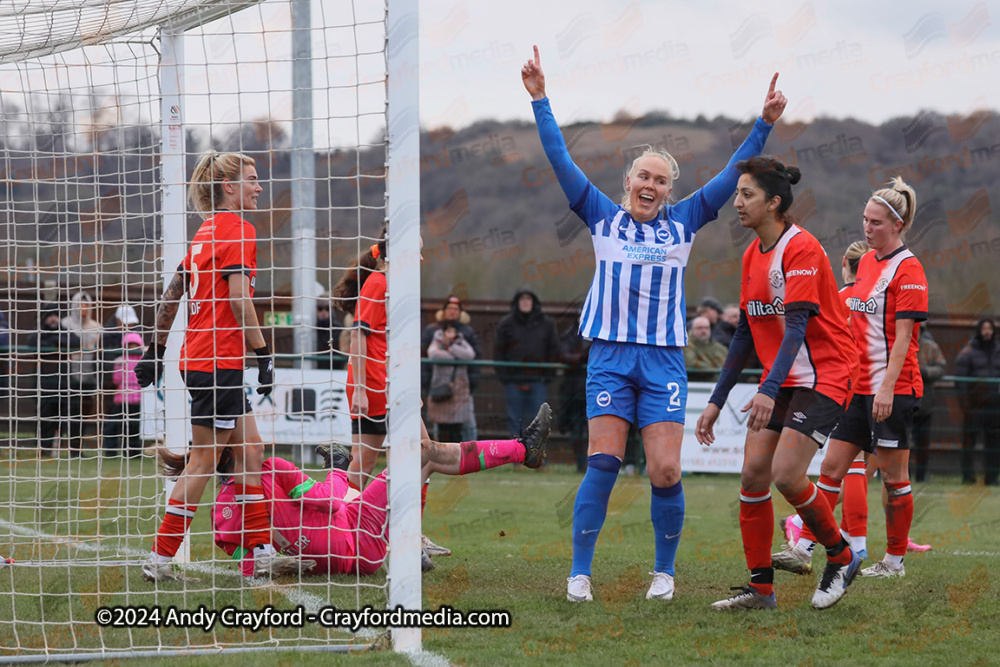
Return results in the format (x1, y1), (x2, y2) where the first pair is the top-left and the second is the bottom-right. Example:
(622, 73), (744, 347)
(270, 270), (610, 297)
(0, 0), (421, 659)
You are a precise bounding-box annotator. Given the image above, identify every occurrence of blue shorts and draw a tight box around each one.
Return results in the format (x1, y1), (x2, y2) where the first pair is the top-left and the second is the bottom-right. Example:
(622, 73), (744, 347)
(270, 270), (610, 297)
(586, 340), (688, 428)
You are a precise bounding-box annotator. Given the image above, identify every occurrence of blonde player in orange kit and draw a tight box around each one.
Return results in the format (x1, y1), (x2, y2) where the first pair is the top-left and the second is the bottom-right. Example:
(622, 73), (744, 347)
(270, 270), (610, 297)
(134, 151), (312, 582)
(774, 178), (927, 580)
(696, 157), (862, 611)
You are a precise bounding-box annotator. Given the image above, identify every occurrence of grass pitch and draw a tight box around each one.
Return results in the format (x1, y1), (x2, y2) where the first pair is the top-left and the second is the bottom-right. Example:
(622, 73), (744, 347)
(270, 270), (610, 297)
(0, 448), (996, 666)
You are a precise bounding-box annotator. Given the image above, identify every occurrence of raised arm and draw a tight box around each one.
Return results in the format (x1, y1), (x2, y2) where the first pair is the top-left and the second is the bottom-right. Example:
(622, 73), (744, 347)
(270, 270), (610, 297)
(676, 74), (787, 230)
(523, 45), (591, 208)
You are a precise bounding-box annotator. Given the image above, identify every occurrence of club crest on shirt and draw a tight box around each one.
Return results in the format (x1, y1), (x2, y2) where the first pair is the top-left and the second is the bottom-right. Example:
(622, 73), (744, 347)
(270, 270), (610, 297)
(874, 277), (890, 293)
(222, 507), (233, 519)
(655, 227), (671, 243)
(769, 269), (784, 289)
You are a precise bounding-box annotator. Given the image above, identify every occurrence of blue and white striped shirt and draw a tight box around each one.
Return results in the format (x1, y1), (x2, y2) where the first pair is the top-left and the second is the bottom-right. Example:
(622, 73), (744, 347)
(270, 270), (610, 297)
(532, 98), (773, 347)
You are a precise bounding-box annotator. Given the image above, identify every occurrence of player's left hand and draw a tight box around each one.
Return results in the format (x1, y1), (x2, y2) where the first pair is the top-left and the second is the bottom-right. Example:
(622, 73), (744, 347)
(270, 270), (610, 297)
(521, 45), (546, 101)
(742, 392), (775, 433)
(761, 73), (787, 125)
(254, 346), (274, 396)
(872, 387), (893, 423)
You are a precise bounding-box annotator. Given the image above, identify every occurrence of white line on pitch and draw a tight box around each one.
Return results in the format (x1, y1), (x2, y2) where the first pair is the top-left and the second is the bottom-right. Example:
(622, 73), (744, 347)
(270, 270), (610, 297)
(0, 519), (333, 613)
(403, 649), (452, 667)
(951, 551), (1000, 556)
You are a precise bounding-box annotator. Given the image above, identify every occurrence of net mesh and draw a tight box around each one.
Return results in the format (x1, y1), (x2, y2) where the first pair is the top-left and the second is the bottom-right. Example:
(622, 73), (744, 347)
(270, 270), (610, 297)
(0, 0), (392, 658)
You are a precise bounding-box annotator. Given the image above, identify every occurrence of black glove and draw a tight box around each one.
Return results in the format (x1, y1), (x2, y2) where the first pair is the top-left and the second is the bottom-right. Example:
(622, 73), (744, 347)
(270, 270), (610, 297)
(134, 344), (166, 388)
(254, 346), (274, 396)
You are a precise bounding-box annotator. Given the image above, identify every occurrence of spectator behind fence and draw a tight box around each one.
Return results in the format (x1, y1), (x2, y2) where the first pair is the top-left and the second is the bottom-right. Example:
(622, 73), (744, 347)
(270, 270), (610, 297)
(421, 296), (483, 393)
(37, 303), (83, 456)
(315, 300), (346, 370)
(101, 303), (141, 449)
(713, 304), (740, 348)
(494, 287), (562, 435)
(426, 321), (476, 443)
(955, 317), (1000, 486)
(684, 316), (728, 382)
(693, 296), (723, 332)
(421, 296), (483, 441)
(912, 327), (946, 482)
(0, 309), (9, 397)
(63, 292), (102, 403)
(105, 332), (144, 457)
(559, 320), (591, 473)
(101, 304), (140, 379)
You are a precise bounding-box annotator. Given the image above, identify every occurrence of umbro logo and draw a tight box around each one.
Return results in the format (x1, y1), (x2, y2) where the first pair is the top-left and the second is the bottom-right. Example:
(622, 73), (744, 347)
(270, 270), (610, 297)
(792, 411), (806, 422)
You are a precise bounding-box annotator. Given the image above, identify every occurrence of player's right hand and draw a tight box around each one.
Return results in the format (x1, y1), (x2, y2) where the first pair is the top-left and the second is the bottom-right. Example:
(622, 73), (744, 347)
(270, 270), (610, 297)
(134, 344), (166, 388)
(521, 45), (546, 100)
(696, 403), (721, 446)
(352, 389), (369, 417)
(761, 73), (787, 125)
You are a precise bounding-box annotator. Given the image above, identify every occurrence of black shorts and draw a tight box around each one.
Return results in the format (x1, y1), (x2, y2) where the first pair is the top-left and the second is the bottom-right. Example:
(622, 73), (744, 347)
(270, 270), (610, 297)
(182, 369), (251, 430)
(352, 414), (387, 436)
(828, 393), (920, 453)
(764, 387), (846, 446)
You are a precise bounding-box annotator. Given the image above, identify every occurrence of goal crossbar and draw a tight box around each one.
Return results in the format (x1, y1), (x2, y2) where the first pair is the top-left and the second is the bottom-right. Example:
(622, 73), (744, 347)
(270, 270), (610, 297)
(0, 0), (263, 65)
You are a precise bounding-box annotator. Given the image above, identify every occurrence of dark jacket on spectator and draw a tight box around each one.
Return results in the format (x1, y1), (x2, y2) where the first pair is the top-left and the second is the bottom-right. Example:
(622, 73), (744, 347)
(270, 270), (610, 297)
(493, 288), (562, 384)
(712, 320), (736, 348)
(916, 328), (946, 409)
(0, 311), (9, 349)
(558, 322), (590, 434)
(37, 305), (81, 391)
(421, 310), (482, 394)
(955, 318), (1000, 418)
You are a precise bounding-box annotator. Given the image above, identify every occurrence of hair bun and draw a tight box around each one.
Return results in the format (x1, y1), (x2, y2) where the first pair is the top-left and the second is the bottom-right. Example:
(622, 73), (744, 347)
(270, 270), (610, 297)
(783, 166), (802, 185)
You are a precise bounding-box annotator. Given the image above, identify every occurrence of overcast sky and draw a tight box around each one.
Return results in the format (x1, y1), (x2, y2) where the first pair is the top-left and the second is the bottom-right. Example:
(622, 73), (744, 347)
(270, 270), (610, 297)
(2, 0), (997, 149)
(418, 0), (999, 128)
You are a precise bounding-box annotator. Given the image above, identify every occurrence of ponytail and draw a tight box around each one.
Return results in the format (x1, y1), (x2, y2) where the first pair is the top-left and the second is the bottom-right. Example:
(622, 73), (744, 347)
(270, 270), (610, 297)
(331, 229), (388, 316)
(156, 446), (234, 478)
(843, 240), (869, 279)
(870, 177), (916, 236)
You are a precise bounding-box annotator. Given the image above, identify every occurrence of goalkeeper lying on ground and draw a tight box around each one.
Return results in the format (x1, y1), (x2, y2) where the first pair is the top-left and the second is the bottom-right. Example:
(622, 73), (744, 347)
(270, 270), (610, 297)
(156, 404), (551, 577)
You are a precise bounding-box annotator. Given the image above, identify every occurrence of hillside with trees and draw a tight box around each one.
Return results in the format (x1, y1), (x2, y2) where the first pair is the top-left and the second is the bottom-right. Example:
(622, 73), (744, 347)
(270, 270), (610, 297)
(1, 98), (996, 323)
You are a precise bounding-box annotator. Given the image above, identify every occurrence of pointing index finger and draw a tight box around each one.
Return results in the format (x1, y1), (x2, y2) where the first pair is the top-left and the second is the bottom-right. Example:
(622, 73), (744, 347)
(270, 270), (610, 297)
(533, 44), (540, 68)
(768, 73), (779, 95)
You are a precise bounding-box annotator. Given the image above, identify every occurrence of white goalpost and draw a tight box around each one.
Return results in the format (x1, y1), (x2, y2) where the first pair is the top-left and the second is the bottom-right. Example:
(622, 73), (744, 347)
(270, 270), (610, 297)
(0, 0), (420, 659)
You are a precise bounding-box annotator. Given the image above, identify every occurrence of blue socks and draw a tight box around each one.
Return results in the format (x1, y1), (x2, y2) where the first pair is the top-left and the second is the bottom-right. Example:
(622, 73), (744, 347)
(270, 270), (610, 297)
(570, 453), (620, 577)
(650, 480), (685, 575)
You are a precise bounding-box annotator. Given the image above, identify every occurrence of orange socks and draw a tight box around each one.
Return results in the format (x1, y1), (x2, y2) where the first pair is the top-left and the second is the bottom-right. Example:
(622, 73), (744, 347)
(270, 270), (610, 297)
(740, 488), (774, 597)
(153, 498), (196, 558)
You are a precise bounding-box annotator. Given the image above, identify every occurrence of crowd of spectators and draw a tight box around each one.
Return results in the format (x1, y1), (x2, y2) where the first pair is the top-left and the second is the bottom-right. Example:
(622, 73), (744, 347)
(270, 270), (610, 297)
(412, 289), (998, 484)
(9, 287), (998, 483)
(0, 297), (146, 456)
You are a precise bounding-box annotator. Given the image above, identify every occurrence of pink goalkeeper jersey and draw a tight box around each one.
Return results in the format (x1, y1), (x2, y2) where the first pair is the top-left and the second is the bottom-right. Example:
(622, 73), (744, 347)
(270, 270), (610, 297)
(213, 458), (387, 576)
